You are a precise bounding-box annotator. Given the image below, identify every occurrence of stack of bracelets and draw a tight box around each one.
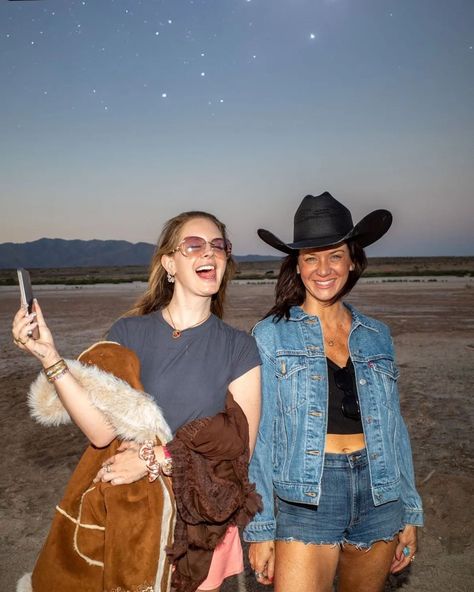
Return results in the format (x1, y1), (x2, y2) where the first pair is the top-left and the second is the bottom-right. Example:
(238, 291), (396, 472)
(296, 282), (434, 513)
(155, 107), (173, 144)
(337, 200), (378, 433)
(139, 440), (173, 482)
(44, 359), (69, 383)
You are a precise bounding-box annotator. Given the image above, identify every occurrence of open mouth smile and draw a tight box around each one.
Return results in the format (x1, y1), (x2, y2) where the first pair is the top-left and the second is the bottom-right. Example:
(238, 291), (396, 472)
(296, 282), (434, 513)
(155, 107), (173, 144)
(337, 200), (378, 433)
(313, 279), (337, 288)
(195, 264), (217, 280)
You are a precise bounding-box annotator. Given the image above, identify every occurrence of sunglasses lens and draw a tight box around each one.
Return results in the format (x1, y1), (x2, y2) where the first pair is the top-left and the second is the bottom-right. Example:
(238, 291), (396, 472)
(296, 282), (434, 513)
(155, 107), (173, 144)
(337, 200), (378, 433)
(181, 236), (206, 255)
(335, 367), (361, 420)
(341, 394), (360, 420)
(210, 238), (230, 254)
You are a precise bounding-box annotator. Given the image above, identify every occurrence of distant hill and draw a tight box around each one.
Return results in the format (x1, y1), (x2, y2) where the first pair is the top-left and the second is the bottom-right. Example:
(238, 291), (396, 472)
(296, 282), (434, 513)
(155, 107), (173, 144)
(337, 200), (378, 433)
(0, 238), (281, 269)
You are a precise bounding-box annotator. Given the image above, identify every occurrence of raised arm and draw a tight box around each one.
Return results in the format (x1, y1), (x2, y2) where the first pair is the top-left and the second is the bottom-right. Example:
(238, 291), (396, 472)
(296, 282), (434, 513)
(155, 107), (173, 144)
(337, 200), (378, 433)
(12, 300), (116, 447)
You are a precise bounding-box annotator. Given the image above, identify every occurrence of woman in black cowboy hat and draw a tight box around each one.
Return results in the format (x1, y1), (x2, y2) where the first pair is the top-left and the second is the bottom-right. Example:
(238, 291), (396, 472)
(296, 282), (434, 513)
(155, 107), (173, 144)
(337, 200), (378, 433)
(243, 192), (423, 592)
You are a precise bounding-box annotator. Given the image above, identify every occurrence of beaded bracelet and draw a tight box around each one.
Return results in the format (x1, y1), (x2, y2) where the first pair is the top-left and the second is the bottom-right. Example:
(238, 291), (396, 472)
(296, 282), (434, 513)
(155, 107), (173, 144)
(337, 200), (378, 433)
(49, 366), (69, 382)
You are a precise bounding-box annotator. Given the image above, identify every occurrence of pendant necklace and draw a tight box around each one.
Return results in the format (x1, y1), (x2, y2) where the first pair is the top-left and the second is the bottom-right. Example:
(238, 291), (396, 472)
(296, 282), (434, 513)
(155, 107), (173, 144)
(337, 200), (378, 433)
(166, 307), (211, 339)
(324, 321), (344, 347)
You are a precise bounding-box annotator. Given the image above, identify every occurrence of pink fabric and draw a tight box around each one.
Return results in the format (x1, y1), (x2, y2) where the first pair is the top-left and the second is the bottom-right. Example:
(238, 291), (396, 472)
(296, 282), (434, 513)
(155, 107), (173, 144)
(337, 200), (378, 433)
(197, 525), (243, 590)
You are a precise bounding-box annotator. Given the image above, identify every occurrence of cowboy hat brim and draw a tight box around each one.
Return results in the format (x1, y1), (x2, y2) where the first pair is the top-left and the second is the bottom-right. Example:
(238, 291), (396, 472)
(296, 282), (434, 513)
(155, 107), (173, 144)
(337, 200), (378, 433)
(258, 209), (392, 254)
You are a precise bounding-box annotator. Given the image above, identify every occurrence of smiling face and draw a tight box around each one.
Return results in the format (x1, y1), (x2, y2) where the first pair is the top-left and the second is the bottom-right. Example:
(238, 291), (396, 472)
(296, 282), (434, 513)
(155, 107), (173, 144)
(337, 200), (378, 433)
(161, 216), (228, 300)
(297, 242), (355, 310)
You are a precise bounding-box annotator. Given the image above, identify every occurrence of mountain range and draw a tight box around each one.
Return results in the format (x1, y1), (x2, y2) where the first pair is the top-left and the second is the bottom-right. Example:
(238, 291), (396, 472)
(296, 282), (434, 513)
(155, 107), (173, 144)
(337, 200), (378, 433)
(0, 238), (280, 269)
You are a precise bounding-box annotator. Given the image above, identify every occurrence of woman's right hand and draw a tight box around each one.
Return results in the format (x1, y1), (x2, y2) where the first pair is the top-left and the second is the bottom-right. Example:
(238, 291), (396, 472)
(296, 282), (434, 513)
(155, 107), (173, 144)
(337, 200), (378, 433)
(249, 541), (275, 586)
(12, 300), (60, 367)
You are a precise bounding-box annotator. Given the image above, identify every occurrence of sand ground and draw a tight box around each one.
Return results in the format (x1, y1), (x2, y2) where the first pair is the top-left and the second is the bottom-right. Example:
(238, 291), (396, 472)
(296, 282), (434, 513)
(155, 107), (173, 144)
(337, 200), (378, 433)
(1, 279), (473, 591)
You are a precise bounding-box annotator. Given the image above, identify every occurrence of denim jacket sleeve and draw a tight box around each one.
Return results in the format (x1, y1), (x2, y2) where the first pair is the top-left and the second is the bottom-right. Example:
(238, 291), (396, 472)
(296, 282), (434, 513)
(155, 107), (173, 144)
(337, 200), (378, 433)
(390, 337), (424, 526)
(397, 414), (424, 526)
(243, 339), (277, 542)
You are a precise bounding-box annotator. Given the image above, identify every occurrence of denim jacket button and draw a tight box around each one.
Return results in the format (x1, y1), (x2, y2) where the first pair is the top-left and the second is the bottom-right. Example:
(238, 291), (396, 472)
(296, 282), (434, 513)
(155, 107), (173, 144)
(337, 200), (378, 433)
(311, 374), (323, 381)
(359, 378), (367, 385)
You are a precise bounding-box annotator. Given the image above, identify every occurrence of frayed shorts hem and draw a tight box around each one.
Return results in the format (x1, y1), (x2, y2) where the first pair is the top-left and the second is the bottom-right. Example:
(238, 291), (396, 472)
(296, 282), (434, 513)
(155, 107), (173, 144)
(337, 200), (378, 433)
(274, 528), (402, 551)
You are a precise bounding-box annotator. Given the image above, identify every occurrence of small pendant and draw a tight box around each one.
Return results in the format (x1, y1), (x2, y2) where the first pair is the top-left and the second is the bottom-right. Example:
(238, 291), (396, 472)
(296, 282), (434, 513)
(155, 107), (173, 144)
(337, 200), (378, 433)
(327, 339), (335, 347)
(172, 329), (181, 339)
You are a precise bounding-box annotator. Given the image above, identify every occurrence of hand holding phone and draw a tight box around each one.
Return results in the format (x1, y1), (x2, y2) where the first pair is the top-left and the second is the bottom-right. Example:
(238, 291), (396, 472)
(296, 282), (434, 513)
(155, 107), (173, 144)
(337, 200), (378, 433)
(17, 268), (40, 339)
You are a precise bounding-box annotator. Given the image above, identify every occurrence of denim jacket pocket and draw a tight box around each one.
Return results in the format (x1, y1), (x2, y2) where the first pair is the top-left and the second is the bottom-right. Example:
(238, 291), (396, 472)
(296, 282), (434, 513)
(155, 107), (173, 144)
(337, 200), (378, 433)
(275, 354), (308, 412)
(371, 357), (400, 410)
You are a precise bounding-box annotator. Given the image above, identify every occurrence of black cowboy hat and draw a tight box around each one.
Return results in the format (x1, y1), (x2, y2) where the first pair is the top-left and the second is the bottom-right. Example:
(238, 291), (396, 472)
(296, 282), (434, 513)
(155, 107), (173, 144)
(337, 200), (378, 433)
(258, 191), (392, 254)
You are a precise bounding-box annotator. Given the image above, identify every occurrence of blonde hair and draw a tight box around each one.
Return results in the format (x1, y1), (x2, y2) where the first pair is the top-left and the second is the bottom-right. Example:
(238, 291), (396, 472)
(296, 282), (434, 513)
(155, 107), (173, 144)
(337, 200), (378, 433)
(125, 211), (236, 319)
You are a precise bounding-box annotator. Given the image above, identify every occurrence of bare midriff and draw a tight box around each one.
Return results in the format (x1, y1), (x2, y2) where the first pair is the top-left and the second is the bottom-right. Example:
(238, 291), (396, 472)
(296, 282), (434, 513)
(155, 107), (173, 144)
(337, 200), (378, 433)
(325, 433), (366, 454)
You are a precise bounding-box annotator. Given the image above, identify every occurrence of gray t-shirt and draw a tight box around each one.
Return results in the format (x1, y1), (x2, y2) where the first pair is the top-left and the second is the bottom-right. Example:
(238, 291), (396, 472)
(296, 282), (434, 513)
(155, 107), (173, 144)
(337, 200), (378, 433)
(107, 312), (261, 433)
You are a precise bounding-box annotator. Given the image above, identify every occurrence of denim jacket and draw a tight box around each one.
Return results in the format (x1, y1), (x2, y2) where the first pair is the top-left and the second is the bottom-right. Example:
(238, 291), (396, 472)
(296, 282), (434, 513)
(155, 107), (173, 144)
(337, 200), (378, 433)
(244, 304), (423, 542)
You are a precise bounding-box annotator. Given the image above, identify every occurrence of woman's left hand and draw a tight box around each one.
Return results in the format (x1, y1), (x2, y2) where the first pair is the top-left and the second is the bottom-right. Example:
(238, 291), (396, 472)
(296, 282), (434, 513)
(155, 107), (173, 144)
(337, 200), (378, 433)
(391, 524), (418, 573)
(93, 441), (148, 486)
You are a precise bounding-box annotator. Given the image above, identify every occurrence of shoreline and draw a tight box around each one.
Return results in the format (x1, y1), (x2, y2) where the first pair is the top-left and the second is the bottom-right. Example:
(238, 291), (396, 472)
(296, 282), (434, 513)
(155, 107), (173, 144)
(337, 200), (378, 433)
(0, 274), (472, 295)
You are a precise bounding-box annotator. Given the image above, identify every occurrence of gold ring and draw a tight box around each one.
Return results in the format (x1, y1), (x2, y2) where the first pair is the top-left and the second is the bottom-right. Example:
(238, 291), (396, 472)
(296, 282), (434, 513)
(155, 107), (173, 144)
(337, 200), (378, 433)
(410, 555), (416, 562)
(14, 336), (27, 346)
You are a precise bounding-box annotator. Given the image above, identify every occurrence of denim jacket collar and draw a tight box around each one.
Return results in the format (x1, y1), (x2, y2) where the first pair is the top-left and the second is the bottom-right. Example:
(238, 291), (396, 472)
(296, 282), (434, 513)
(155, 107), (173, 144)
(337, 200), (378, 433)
(288, 303), (380, 334)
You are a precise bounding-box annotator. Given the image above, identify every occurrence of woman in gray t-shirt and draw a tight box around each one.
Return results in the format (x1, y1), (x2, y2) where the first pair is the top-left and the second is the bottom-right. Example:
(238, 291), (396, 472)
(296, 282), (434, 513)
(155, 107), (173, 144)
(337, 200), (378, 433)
(12, 210), (261, 592)
(98, 210), (262, 592)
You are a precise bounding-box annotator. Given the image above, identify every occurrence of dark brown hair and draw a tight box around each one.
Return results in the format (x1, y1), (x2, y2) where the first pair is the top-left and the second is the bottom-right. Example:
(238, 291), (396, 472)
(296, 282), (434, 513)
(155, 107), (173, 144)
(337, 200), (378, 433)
(125, 211), (236, 319)
(265, 241), (367, 321)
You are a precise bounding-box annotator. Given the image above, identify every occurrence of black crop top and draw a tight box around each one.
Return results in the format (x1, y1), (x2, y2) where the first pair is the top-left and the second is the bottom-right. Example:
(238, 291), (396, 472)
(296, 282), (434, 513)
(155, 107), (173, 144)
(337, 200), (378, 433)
(326, 357), (363, 435)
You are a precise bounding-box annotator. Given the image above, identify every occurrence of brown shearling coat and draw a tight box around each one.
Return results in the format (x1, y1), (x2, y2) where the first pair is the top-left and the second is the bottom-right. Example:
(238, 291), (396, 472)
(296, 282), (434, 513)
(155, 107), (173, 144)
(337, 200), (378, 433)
(18, 342), (261, 592)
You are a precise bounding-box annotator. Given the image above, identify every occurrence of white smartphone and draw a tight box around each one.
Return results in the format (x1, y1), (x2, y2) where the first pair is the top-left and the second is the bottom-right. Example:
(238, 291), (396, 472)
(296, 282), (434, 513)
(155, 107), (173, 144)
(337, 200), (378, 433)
(17, 268), (40, 339)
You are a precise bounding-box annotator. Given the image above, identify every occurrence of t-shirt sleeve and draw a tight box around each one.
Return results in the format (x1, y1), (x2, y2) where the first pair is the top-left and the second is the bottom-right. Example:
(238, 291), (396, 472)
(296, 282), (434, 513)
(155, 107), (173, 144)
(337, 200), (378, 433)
(229, 331), (261, 382)
(107, 318), (129, 347)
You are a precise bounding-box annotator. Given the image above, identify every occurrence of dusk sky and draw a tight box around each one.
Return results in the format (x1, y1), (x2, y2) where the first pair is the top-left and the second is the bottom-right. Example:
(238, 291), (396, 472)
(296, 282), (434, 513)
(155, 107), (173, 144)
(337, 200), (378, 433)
(1, 0), (473, 256)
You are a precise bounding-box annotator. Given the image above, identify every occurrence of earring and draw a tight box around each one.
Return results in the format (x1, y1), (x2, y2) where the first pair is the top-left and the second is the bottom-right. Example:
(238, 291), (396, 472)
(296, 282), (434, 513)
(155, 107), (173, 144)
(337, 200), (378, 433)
(350, 265), (355, 271)
(167, 272), (175, 284)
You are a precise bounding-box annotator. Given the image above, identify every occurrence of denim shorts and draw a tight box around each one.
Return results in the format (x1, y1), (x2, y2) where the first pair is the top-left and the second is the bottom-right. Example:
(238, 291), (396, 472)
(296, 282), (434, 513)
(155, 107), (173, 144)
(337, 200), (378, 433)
(275, 449), (404, 548)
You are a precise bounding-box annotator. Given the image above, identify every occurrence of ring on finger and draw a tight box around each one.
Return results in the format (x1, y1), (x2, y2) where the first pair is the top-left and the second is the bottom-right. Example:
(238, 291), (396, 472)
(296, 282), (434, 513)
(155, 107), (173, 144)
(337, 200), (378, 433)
(410, 554), (416, 562)
(14, 336), (27, 346)
(254, 571), (263, 579)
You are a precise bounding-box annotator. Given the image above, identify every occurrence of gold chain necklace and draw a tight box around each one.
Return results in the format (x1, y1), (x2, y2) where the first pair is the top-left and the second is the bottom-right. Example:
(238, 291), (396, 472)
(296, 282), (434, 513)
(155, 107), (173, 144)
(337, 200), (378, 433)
(166, 307), (211, 339)
(323, 321), (346, 347)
